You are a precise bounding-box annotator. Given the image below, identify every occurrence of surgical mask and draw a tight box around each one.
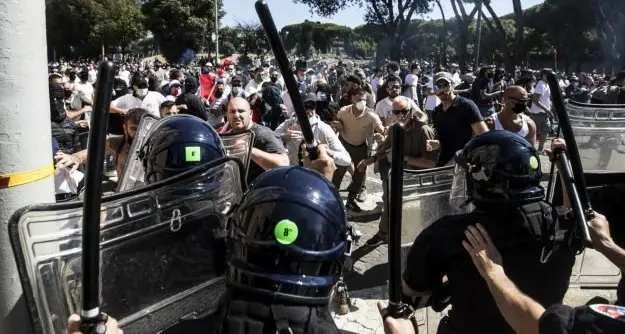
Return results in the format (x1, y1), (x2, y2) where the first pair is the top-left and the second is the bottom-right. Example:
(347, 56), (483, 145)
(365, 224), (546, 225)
(308, 114), (318, 125)
(232, 86), (241, 95)
(298, 75), (305, 82)
(316, 92), (327, 101)
(355, 100), (366, 111)
(136, 88), (148, 98)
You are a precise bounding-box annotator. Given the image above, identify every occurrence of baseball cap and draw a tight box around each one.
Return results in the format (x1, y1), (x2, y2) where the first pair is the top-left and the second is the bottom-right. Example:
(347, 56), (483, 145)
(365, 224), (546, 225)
(434, 72), (453, 84)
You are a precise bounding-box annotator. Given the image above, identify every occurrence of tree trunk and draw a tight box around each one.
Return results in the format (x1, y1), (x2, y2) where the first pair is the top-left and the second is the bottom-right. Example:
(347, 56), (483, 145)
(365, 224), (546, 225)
(435, 0), (447, 66)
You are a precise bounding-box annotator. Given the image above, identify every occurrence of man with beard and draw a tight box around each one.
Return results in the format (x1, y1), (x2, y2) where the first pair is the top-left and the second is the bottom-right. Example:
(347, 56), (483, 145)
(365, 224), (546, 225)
(427, 72), (489, 166)
(357, 96), (437, 246)
(485, 86), (537, 146)
(375, 75), (424, 127)
(55, 108), (149, 177)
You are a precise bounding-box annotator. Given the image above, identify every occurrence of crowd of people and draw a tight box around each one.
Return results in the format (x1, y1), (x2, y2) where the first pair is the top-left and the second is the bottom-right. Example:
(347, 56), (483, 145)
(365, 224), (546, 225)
(44, 55), (625, 334)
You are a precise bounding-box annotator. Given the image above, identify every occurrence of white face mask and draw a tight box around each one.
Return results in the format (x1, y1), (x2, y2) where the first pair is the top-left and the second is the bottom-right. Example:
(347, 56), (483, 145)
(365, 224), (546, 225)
(136, 88), (148, 98)
(308, 114), (318, 125)
(355, 100), (366, 111)
(316, 92), (327, 101)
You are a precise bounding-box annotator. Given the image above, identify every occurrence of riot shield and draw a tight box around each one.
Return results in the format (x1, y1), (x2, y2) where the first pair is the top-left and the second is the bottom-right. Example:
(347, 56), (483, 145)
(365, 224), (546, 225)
(563, 100), (625, 173)
(400, 166), (471, 247)
(117, 114), (254, 191)
(546, 101), (625, 288)
(220, 131), (255, 182)
(116, 114), (160, 192)
(9, 156), (246, 334)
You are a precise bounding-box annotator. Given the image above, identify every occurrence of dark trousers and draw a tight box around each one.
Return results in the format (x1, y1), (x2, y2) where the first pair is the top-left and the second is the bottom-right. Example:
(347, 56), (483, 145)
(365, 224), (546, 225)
(332, 137), (368, 201)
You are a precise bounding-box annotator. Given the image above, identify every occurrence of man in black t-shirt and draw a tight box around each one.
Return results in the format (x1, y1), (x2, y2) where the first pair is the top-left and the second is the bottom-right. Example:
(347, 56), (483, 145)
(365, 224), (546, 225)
(426, 72), (488, 166)
(226, 97), (289, 184)
(471, 66), (503, 117)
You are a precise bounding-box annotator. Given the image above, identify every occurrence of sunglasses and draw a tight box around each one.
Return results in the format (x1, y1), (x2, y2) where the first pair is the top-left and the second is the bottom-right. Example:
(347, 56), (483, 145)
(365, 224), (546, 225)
(388, 84), (401, 90)
(434, 82), (450, 91)
(508, 96), (530, 104)
(392, 108), (411, 115)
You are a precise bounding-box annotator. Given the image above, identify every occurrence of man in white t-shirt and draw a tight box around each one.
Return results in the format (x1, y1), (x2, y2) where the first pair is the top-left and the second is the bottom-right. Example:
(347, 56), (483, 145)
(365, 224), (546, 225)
(529, 69), (553, 151)
(403, 63), (421, 104)
(423, 74), (441, 121)
(110, 73), (165, 118)
(375, 77), (423, 127)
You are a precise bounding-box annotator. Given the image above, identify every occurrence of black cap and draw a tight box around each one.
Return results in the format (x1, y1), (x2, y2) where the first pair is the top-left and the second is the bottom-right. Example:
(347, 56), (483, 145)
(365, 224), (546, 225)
(347, 74), (362, 86)
(303, 93), (316, 103)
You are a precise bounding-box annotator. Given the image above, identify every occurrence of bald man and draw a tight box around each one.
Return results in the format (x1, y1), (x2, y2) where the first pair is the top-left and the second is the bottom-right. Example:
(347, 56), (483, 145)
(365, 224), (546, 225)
(486, 86), (537, 147)
(357, 97), (438, 246)
(226, 97), (289, 184)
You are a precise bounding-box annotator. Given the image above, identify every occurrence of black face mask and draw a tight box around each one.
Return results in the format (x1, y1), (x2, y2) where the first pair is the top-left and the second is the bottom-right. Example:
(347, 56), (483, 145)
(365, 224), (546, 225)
(79, 74), (88, 81)
(512, 102), (527, 114)
(215, 90), (224, 98)
(270, 76), (278, 83)
(69, 74), (76, 81)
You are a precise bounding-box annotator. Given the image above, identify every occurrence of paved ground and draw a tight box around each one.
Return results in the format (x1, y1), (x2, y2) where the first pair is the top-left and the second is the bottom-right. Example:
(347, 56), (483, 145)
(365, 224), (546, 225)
(329, 154), (621, 334)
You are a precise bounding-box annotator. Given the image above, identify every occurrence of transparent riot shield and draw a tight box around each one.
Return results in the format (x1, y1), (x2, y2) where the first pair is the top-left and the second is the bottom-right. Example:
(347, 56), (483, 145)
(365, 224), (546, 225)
(9, 156), (245, 334)
(116, 114), (160, 192)
(117, 114), (254, 192)
(563, 100), (625, 173)
(221, 131), (255, 182)
(546, 101), (625, 288)
(399, 166), (471, 247)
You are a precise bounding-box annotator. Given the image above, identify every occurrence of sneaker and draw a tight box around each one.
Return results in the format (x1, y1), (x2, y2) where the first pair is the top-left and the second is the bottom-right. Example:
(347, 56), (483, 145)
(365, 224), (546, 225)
(364, 232), (388, 247)
(356, 188), (368, 202)
(346, 201), (363, 213)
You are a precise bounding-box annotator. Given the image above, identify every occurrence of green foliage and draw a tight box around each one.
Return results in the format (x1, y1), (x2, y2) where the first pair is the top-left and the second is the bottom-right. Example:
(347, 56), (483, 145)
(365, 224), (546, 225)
(235, 22), (270, 58)
(142, 0), (222, 62)
(46, 0), (145, 59)
(281, 21), (353, 58)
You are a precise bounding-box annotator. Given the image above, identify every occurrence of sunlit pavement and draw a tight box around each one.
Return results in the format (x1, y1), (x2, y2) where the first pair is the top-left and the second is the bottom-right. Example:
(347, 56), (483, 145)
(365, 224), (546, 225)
(331, 154), (620, 333)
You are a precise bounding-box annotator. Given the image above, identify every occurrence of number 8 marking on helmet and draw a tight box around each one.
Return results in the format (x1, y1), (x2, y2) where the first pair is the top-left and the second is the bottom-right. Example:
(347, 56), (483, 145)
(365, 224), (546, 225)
(275, 219), (299, 245)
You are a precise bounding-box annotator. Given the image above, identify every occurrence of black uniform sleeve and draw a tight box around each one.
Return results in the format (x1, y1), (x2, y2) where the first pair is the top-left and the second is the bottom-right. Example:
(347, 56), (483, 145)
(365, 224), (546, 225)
(402, 223), (445, 292)
(251, 124), (287, 154)
(539, 304), (625, 334)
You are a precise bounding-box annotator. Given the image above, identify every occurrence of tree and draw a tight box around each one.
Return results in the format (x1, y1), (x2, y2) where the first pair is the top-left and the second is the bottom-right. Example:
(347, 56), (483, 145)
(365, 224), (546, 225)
(142, 0), (223, 63)
(46, 0), (144, 60)
(294, 0), (432, 61)
(281, 21), (352, 58)
(235, 22), (271, 61)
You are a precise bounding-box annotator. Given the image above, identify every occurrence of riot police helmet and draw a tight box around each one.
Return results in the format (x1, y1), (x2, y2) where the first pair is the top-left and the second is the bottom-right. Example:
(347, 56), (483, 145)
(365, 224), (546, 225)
(141, 114), (225, 183)
(227, 166), (350, 304)
(450, 130), (544, 207)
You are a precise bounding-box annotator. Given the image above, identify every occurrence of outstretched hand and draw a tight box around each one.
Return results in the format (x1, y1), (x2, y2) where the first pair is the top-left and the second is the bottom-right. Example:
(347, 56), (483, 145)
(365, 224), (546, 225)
(462, 223), (504, 279)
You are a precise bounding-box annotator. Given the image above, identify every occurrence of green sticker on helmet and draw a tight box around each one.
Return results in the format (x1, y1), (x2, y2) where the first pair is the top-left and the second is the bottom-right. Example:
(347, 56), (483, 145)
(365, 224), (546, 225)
(274, 219), (299, 245)
(529, 156), (539, 169)
(185, 146), (201, 162)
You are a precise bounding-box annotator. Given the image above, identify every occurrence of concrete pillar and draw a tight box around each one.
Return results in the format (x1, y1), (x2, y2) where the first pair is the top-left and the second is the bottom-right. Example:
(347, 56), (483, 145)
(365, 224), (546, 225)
(0, 0), (56, 332)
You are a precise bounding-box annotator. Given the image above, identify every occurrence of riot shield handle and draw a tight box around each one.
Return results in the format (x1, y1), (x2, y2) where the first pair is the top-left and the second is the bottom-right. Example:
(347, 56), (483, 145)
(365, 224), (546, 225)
(79, 312), (109, 334)
(552, 149), (594, 248)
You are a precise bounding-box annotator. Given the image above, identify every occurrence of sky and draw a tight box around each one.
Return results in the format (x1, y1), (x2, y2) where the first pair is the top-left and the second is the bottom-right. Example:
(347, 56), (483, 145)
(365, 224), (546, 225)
(223, 0), (546, 29)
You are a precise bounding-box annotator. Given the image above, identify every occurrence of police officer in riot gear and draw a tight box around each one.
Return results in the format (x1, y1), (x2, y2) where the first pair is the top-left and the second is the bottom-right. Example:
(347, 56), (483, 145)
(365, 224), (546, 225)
(212, 164), (354, 334)
(401, 130), (577, 334)
(141, 114), (226, 183)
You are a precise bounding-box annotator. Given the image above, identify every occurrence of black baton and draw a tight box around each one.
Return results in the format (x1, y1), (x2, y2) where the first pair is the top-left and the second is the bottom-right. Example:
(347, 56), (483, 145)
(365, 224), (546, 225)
(387, 123), (413, 318)
(80, 61), (115, 333)
(255, 0), (318, 159)
(545, 72), (593, 247)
